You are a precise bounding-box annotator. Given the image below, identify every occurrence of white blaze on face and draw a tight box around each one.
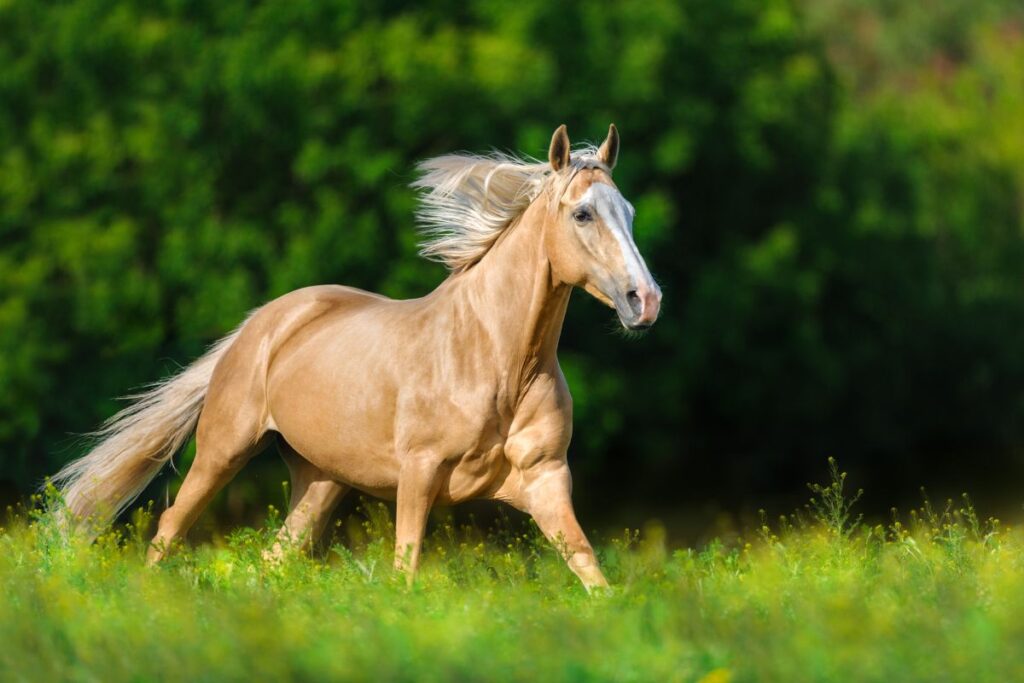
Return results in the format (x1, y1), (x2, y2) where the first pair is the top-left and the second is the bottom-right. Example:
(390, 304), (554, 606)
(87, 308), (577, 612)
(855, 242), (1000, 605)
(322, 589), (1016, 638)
(579, 182), (655, 291)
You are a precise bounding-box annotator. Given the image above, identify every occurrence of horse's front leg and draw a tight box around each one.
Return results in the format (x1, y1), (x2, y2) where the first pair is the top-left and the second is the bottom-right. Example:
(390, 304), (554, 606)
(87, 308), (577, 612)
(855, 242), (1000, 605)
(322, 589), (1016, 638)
(521, 461), (609, 591)
(394, 453), (445, 583)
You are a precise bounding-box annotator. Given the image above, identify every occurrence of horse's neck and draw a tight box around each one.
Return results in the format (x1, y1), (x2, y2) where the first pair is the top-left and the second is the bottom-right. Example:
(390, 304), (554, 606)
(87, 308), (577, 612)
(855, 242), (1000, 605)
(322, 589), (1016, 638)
(446, 202), (570, 378)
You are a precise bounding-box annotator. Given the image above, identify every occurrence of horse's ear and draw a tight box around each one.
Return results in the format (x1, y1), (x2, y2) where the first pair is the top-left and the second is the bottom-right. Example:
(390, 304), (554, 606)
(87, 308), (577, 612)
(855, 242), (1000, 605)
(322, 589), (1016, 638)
(597, 123), (619, 170)
(548, 124), (571, 171)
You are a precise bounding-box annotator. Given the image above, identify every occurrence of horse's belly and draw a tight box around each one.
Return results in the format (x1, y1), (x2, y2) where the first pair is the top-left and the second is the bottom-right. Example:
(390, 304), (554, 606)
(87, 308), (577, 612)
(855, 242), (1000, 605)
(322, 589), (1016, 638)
(279, 421), (508, 505)
(283, 422), (400, 490)
(270, 389), (503, 501)
(276, 405), (509, 504)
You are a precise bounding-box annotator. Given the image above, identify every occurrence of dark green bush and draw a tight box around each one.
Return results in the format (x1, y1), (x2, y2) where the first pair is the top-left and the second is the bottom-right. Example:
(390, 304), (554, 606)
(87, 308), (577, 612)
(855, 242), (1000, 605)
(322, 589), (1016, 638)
(1, 0), (1023, 514)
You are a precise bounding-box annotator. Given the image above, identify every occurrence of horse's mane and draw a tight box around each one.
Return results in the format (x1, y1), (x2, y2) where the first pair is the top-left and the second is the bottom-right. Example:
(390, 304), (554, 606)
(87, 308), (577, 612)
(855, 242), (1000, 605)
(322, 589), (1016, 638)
(412, 145), (603, 272)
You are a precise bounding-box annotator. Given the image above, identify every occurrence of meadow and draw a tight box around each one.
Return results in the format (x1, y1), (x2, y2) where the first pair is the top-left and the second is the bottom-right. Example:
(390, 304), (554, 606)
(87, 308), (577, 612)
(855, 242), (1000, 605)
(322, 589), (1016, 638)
(2, 462), (1022, 683)
(5, 3), (1024, 681)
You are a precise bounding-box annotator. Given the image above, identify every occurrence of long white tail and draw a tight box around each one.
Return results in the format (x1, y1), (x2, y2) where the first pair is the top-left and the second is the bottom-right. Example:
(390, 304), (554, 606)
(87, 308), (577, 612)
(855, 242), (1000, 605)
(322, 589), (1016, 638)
(51, 325), (245, 531)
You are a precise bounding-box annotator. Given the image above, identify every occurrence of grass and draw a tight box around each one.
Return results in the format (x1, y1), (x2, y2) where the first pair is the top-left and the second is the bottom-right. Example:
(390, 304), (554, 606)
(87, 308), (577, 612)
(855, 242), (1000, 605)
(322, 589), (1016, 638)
(2, 461), (1024, 683)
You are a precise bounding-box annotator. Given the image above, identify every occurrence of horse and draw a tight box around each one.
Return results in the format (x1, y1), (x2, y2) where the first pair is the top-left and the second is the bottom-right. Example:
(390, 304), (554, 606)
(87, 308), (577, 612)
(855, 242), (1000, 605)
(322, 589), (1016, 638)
(52, 124), (662, 590)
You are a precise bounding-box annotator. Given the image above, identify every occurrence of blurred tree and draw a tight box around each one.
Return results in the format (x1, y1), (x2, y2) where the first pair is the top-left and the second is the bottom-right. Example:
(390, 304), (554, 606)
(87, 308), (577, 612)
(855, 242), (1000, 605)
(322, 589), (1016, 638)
(1, 0), (1023, 518)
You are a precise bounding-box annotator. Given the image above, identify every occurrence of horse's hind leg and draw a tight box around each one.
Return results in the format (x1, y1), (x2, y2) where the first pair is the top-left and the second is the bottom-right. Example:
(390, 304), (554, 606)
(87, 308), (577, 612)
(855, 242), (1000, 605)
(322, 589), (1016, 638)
(265, 441), (349, 560)
(146, 405), (267, 564)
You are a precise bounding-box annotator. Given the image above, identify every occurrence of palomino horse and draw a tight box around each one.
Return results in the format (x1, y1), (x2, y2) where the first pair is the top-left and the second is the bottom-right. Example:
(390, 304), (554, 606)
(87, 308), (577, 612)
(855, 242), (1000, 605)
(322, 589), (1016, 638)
(53, 124), (662, 589)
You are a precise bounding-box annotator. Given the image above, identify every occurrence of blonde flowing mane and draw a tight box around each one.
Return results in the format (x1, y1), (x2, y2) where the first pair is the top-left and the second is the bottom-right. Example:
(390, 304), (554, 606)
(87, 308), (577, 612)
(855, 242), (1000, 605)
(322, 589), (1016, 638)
(412, 145), (603, 271)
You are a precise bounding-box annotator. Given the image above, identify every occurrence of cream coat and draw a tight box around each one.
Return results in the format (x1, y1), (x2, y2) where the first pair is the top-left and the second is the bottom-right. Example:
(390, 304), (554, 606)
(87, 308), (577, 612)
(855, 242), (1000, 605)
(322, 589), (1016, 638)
(55, 125), (662, 590)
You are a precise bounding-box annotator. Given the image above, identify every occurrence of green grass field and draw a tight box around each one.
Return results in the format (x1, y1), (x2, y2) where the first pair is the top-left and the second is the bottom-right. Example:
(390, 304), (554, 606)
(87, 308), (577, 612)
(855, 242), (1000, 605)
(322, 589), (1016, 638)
(2, 464), (1023, 683)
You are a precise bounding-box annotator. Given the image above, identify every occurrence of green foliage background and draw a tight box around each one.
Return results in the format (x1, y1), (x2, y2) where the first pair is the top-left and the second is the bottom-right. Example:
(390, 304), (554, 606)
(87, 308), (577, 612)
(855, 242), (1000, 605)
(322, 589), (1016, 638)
(2, 0), (1024, 516)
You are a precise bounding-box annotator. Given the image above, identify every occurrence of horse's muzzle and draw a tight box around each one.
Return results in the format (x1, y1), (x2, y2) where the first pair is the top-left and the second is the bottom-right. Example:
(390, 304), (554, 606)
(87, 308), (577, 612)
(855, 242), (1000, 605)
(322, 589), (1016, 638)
(621, 282), (662, 330)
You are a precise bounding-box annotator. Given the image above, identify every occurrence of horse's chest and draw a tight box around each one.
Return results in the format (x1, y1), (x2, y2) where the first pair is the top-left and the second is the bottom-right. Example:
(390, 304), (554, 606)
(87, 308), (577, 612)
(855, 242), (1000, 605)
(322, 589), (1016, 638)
(433, 390), (571, 504)
(417, 391), (523, 504)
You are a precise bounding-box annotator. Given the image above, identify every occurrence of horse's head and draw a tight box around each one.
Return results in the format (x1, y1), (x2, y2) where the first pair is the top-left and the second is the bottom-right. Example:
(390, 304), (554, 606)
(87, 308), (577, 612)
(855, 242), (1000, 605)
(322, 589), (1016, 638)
(543, 124), (662, 330)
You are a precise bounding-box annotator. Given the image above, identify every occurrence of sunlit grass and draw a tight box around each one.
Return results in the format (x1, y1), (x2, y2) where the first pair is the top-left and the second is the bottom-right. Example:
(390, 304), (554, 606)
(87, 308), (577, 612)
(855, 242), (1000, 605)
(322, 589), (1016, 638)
(2, 463), (1024, 682)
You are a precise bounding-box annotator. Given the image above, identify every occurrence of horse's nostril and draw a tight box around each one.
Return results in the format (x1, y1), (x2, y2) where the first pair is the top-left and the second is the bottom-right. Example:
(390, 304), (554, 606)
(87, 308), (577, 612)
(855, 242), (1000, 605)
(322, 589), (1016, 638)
(626, 290), (642, 317)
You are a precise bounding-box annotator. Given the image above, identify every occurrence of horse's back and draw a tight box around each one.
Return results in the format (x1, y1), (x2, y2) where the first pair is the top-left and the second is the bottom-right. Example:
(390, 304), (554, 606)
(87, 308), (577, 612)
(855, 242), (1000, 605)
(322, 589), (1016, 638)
(201, 285), (392, 436)
(263, 284), (390, 322)
(220, 284), (388, 366)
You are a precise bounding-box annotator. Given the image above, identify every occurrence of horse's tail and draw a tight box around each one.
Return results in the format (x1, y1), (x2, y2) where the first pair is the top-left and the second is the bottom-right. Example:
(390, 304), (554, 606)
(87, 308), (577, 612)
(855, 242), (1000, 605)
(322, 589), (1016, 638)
(50, 323), (247, 534)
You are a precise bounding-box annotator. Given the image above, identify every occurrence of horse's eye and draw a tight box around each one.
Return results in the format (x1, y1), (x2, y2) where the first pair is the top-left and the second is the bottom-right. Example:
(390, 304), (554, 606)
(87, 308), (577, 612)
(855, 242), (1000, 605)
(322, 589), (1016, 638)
(573, 208), (593, 223)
